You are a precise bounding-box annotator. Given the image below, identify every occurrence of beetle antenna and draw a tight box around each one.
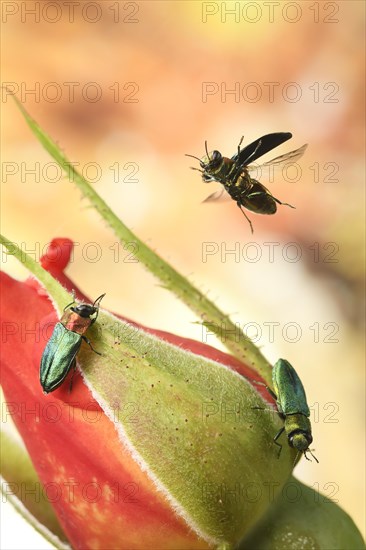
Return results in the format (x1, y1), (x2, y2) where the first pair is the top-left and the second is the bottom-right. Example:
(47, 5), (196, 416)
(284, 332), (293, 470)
(93, 293), (106, 308)
(185, 153), (202, 163)
(305, 449), (319, 463)
(64, 290), (76, 311)
(205, 140), (210, 159)
(292, 451), (300, 468)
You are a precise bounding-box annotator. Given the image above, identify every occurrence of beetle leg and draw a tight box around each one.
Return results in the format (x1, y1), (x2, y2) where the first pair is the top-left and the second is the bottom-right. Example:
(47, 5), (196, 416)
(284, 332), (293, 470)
(273, 427), (285, 458)
(82, 335), (102, 356)
(244, 138), (262, 164)
(267, 386), (278, 401)
(272, 196), (296, 209)
(251, 406), (275, 412)
(252, 379), (276, 398)
(237, 203), (254, 233)
(237, 135), (244, 155)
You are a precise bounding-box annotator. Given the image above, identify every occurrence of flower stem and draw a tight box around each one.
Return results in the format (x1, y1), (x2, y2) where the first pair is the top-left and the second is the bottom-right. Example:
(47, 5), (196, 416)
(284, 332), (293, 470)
(8, 94), (272, 383)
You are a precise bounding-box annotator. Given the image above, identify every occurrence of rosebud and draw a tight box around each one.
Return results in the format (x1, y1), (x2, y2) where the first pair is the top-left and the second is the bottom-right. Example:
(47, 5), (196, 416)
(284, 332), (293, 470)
(1, 239), (292, 548)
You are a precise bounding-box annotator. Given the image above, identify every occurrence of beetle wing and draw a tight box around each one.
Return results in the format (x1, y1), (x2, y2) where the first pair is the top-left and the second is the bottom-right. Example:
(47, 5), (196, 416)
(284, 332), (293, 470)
(272, 359), (310, 417)
(40, 323), (82, 393)
(231, 133), (292, 166)
(202, 188), (231, 203)
(247, 144), (308, 180)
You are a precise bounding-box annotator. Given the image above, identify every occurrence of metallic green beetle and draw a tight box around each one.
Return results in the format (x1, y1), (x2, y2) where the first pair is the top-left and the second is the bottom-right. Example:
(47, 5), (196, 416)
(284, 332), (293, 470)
(269, 359), (318, 462)
(40, 294), (105, 393)
(186, 132), (307, 233)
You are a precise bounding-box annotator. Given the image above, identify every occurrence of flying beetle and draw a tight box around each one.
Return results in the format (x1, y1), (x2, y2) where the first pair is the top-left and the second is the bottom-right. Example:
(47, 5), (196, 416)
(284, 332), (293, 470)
(268, 359), (318, 463)
(40, 293), (105, 393)
(186, 132), (307, 233)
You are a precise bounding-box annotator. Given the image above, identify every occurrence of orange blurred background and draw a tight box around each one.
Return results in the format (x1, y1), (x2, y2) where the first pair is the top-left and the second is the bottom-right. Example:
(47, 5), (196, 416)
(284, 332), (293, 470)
(2, 0), (365, 542)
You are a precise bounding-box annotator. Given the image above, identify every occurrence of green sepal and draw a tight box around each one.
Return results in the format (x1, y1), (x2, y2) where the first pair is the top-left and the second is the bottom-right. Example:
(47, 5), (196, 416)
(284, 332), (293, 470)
(240, 477), (365, 549)
(0, 429), (67, 543)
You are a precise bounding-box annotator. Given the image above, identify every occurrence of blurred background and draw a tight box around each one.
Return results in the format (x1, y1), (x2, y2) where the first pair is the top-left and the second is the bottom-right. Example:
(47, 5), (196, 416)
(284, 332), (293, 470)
(1, 0), (365, 545)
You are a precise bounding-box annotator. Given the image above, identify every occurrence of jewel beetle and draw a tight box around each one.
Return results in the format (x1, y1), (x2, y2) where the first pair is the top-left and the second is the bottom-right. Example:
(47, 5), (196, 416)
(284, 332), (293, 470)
(186, 133), (307, 233)
(40, 293), (105, 393)
(269, 358), (318, 462)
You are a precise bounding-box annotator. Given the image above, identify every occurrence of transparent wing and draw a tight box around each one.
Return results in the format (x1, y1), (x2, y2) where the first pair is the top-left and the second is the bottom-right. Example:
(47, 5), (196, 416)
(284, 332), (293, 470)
(202, 188), (231, 203)
(247, 143), (308, 181)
